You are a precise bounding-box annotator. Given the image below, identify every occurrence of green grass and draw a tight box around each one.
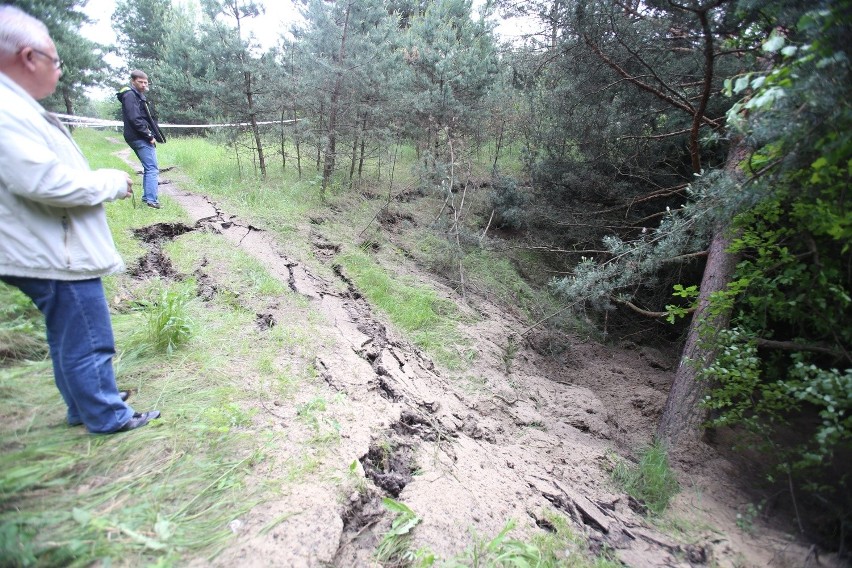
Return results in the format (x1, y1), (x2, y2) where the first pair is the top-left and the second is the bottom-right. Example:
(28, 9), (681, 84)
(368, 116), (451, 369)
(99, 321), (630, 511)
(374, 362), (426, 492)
(0, 285), (47, 362)
(448, 514), (621, 568)
(611, 441), (680, 516)
(0, 287), (277, 564)
(375, 498), (426, 566)
(71, 128), (134, 172)
(0, 129), (609, 565)
(372, 505), (621, 568)
(0, 354), (266, 565)
(0, 132), (320, 566)
(131, 282), (195, 354)
(338, 247), (473, 369)
(164, 231), (289, 306)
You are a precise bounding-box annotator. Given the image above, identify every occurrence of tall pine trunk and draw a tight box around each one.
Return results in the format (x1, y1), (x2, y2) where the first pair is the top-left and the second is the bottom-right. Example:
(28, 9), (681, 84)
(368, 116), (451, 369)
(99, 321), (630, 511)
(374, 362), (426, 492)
(321, 1), (351, 198)
(244, 70), (266, 178)
(656, 136), (750, 452)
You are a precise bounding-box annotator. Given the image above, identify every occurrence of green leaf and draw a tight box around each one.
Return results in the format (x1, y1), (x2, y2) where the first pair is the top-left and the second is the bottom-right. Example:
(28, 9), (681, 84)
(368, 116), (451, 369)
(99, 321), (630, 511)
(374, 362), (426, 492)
(381, 497), (415, 516)
(811, 157), (829, 170)
(763, 35), (786, 53)
(119, 524), (167, 550)
(72, 508), (92, 526)
(154, 516), (175, 541)
(390, 516), (420, 536)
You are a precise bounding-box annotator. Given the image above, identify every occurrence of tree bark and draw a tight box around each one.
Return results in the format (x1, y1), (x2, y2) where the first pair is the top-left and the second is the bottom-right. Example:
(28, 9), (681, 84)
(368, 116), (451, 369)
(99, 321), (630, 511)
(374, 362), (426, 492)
(656, 136), (750, 451)
(655, 223), (737, 449)
(321, 1), (351, 198)
(244, 69), (266, 178)
(62, 88), (74, 133)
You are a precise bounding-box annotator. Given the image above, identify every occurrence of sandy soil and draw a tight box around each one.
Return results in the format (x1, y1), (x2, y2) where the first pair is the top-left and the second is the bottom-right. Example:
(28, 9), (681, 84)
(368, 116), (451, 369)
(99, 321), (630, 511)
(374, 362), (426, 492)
(121, 151), (843, 567)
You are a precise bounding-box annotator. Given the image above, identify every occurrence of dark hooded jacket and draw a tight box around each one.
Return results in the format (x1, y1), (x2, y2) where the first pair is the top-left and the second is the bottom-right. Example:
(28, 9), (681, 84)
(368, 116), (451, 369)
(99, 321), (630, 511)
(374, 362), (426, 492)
(116, 86), (166, 144)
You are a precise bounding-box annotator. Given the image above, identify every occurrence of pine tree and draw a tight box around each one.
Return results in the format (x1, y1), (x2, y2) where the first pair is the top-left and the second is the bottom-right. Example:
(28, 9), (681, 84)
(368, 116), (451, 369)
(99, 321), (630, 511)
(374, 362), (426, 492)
(400, 0), (499, 171)
(112, 0), (175, 71)
(8, 0), (111, 115)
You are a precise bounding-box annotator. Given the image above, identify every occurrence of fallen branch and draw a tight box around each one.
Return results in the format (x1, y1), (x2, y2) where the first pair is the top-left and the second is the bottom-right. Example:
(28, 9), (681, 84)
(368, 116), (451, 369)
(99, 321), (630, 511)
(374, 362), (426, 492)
(480, 208), (495, 244)
(755, 338), (849, 362)
(615, 298), (696, 319)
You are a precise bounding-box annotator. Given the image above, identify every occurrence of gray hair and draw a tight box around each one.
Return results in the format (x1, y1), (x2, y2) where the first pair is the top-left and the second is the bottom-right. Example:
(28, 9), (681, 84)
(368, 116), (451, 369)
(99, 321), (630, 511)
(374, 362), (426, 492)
(0, 5), (51, 58)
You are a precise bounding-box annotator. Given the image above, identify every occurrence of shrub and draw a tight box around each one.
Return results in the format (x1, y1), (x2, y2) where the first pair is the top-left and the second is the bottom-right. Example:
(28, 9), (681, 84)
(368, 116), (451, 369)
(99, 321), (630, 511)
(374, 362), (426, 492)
(488, 175), (528, 230)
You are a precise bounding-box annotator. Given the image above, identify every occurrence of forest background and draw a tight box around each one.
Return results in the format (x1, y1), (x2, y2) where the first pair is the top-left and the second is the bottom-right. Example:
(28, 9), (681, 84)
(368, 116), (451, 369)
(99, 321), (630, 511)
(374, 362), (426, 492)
(2, 0), (851, 562)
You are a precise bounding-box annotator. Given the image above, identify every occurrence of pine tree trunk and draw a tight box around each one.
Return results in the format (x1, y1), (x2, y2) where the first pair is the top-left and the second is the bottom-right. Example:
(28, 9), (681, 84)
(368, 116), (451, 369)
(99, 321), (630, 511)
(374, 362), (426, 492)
(655, 224), (738, 450)
(321, 1), (351, 197)
(656, 136), (750, 452)
(244, 70), (266, 178)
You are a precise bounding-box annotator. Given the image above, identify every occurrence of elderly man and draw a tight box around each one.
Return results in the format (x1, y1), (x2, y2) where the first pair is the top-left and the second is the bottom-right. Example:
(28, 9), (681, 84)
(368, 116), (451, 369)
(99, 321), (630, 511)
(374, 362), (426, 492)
(0, 5), (160, 433)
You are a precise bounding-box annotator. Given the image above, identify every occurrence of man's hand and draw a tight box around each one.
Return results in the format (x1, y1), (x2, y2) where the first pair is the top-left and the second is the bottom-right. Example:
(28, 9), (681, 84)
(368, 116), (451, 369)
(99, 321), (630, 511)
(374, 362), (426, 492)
(150, 137), (157, 147)
(122, 174), (133, 199)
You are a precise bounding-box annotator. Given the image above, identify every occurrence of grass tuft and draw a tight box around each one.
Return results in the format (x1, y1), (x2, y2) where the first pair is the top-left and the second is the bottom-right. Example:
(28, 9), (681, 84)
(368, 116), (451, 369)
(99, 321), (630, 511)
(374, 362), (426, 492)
(0, 284), (47, 363)
(611, 441), (680, 516)
(131, 283), (195, 354)
(375, 498), (427, 567)
(446, 511), (621, 567)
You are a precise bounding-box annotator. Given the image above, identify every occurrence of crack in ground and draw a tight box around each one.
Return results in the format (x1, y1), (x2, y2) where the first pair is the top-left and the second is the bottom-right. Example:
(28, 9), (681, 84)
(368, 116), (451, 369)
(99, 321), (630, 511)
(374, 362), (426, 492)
(129, 223), (194, 279)
(360, 438), (417, 498)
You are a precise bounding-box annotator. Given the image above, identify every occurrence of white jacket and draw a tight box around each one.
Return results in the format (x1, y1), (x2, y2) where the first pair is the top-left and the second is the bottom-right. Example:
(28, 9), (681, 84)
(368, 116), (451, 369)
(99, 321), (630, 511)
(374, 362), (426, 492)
(0, 71), (128, 280)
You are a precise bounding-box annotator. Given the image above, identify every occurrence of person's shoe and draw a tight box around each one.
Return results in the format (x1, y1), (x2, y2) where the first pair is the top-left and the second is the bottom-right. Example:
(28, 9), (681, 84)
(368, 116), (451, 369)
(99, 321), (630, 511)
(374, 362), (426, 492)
(69, 392), (131, 427)
(116, 410), (161, 432)
(146, 201), (161, 209)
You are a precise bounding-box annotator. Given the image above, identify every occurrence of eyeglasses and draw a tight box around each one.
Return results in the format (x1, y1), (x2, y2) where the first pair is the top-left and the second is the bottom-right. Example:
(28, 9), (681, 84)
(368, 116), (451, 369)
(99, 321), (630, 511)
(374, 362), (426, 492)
(25, 48), (62, 69)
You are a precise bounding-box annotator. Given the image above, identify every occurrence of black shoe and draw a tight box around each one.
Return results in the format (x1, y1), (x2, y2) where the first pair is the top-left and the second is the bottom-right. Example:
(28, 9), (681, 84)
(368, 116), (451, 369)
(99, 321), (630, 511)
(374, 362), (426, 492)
(116, 410), (161, 432)
(119, 390), (130, 402)
(146, 201), (162, 209)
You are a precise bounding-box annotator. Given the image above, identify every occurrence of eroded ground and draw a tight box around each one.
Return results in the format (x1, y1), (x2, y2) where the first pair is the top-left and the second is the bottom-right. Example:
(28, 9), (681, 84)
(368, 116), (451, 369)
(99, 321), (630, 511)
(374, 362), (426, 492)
(119, 151), (838, 568)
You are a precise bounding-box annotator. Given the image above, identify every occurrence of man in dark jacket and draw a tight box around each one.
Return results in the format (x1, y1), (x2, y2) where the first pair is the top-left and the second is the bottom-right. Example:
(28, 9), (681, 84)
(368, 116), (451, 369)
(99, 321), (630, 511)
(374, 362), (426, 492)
(117, 70), (165, 209)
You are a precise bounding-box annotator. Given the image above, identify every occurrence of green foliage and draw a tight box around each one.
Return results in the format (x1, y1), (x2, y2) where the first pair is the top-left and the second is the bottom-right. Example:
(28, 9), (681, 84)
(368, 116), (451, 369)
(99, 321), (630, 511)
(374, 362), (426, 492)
(375, 498), (428, 567)
(112, 0), (176, 70)
(458, 520), (544, 567)
(665, 284), (698, 324)
(488, 175), (529, 230)
(447, 512), (620, 568)
(699, 328), (764, 431)
(0, 283), (46, 362)
(401, 0), (499, 144)
(736, 502), (763, 534)
(786, 364), (852, 458)
(201, 402), (254, 432)
(611, 442), (679, 516)
(11, 0), (112, 113)
(133, 284), (194, 354)
(297, 396), (342, 445)
(550, 210), (708, 314)
(697, 1), (852, 545)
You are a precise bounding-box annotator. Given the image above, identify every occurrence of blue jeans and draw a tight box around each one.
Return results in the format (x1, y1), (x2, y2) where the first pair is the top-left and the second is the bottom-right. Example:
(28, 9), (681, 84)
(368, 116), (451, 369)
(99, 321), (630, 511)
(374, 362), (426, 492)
(1, 276), (133, 433)
(128, 139), (159, 204)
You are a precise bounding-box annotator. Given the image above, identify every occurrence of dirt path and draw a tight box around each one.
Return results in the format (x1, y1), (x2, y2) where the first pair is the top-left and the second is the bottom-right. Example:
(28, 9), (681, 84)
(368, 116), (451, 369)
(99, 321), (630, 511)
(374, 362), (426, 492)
(119, 152), (834, 567)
